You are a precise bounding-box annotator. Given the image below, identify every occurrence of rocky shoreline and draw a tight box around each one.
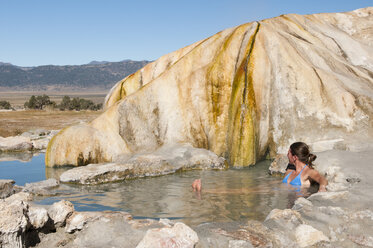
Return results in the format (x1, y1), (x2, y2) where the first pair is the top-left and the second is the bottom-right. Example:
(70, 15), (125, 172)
(59, 143), (227, 184)
(1, 144), (373, 247)
(0, 130), (57, 155)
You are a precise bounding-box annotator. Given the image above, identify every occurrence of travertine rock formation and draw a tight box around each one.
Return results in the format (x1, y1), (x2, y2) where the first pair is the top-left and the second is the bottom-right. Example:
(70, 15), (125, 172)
(46, 8), (373, 167)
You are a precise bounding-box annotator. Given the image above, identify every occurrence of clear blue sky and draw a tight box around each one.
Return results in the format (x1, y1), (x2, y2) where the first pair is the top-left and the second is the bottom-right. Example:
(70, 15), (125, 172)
(0, 0), (371, 66)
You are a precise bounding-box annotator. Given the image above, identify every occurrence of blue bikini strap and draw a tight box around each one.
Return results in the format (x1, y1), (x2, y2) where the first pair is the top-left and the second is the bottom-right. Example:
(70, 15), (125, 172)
(300, 164), (307, 173)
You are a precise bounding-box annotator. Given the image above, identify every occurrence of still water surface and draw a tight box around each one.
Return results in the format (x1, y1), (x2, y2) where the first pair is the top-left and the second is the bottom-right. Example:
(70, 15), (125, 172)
(0, 153), (315, 226)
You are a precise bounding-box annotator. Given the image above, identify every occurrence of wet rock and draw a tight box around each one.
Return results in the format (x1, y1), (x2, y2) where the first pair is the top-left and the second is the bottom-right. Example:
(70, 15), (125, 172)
(326, 182), (348, 191)
(136, 222), (198, 248)
(0, 200), (29, 248)
(4, 192), (33, 203)
(65, 212), (99, 233)
(195, 227), (233, 248)
(48, 200), (74, 228)
(348, 234), (373, 247)
(292, 197), (313, 212)
(317, 206), (346, 217)
(127, 218), (160, 229)
(31, 228), (76, 248)
(195, 221), (274, 248)
(31, 211), (154, 248)
(60, 162), (130, 184)
(28, 205), (50, 230)
(71, 213), (155, 248)
(264, 209), (303, 230)
(309, 139), (345, 152)
(346, 142), (373, 152)
(295, 224), (329, 247)
(0, 136), (33, 152)
(324, 166), (346, 184)
(268, 154), (288, 174)
(65, 211), (132, 233)
(228, 240), (254, 248)
(350, 210), (373, 221)
(60, 144), (226, 184)
(307, 191), (349, 202)
(319, 165), (350, 191)
(239, 221), (275, 247)
(32, 138), (50, 151)
(0, 179), (15, 199)
(262, 209), (305, 247)
(23, 178), (59, 196)
(159, 218), (174, 227)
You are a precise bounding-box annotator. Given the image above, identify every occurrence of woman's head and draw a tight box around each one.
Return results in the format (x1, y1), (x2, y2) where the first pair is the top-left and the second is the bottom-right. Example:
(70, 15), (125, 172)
(288, 142), (317, 168)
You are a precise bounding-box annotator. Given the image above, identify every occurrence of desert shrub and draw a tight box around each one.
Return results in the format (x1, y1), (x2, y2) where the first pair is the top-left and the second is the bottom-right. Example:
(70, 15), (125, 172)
(0, 100), (11, 109)
(24, 95), (56, 110)
(59, 96), (71, 110)
(57, 96), (102, 111)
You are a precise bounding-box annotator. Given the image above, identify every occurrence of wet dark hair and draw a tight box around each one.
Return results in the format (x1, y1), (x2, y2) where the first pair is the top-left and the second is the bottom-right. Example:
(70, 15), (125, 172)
(289, 142), (317, 168)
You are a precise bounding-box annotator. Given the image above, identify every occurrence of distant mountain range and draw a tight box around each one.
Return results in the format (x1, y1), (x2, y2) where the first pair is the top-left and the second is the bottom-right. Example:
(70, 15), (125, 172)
(0, 60), (150, 91)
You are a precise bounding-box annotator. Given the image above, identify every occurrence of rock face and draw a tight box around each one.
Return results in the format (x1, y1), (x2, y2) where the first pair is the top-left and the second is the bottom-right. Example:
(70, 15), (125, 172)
(0, 200), (29, 248)
(136, 222), (199, 248)
(48, 200), (75, 228)
(46, 8), (373, 167)
(28, 205), (50, 230)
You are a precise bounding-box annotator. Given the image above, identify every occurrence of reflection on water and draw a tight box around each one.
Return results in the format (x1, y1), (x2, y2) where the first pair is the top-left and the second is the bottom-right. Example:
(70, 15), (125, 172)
(0, 153), (317, 226)
(0, 153), (45, 185)
(0, 152), (33, 162)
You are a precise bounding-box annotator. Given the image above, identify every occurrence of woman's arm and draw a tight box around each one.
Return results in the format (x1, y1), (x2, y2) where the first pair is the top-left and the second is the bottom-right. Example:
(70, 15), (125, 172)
(307, 169), (328, 192)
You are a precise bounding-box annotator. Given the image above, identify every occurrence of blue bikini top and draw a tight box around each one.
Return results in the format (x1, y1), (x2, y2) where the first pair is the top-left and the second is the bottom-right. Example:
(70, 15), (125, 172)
(282, 165), (307, 186)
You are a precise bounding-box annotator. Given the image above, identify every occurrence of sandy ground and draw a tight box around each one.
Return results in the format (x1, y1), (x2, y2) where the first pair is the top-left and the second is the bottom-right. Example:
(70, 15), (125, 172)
(0, 91), (106, 137)
(0, 110), (102, 137)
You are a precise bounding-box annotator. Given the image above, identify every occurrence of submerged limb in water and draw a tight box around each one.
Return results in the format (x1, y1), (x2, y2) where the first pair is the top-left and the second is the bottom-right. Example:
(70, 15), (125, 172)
(192, 179), (202, 192)
(191, 179), (280, 194)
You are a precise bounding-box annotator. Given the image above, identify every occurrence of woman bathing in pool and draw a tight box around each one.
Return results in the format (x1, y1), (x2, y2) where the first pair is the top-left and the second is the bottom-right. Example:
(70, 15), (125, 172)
(282, 142), (328, 191)
(192, 142), (328, 193)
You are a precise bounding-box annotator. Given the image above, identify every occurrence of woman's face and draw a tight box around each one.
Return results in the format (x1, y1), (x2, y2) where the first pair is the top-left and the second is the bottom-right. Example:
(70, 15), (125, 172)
(287, 149), (296, 164)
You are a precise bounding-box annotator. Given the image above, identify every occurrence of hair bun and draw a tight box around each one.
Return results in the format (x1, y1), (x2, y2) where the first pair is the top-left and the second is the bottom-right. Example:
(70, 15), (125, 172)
(309, 153), (317, 162)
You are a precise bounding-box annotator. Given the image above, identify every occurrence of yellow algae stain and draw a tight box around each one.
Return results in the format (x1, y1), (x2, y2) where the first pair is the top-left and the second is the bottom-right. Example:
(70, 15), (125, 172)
(279, 15), (307, 33)
(105, 80), (125, 109)
(45, 126), (70, 167)
(208, 28), (238, 122)
(105, 72), (142, 109)
(227, 23), (260, 166)
(205, 23), (252, 155)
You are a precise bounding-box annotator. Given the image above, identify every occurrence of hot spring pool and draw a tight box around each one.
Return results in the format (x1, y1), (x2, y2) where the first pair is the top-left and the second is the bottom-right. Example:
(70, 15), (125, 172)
(0, 153), (316, 226)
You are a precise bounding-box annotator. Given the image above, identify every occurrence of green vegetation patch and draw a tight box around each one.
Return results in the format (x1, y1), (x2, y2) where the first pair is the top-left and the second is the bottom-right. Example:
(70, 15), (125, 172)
(24, 95), (102, 111)
(0, 100), (12, 109)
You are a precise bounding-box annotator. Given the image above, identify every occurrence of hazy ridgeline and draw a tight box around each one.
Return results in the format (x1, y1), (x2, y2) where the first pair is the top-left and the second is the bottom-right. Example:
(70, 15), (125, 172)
(0, 60), (150, 91)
